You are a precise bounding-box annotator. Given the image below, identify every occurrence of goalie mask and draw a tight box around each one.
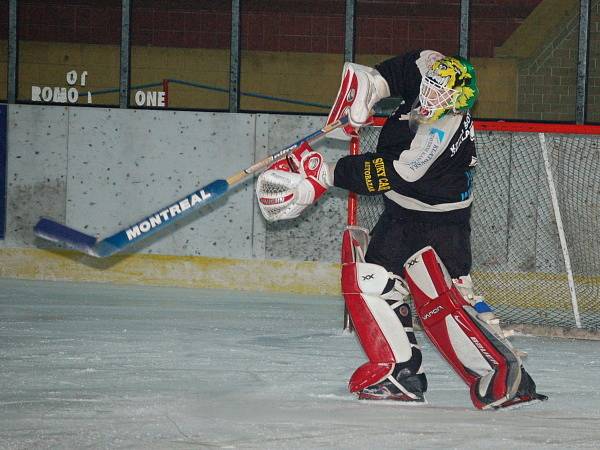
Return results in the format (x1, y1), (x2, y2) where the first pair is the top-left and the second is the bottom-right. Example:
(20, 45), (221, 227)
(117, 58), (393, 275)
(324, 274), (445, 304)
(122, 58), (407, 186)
(416, 56), (479, 122)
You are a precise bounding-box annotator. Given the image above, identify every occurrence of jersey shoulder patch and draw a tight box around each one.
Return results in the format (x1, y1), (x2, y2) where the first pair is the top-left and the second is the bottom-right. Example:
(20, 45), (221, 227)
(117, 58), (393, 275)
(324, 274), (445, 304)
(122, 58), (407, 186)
(393, 114), (463, 182)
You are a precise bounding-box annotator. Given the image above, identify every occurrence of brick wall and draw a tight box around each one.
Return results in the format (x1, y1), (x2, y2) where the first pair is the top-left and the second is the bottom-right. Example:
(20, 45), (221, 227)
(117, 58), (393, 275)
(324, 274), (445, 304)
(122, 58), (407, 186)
(516, 16), (578, 121)
(241, 8), (344, 54)
(9, 0), (542, 58)
(17, 0), (122, 45)
(9, 0), (600, 122)
(133, 1), (232, 50)
(0, 1), (7, 99)
(471, 0), (542, 56)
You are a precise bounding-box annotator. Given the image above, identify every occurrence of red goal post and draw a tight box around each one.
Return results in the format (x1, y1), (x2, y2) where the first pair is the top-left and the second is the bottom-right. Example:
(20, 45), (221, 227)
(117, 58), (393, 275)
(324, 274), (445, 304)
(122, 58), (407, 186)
(346, 117), (600, 337)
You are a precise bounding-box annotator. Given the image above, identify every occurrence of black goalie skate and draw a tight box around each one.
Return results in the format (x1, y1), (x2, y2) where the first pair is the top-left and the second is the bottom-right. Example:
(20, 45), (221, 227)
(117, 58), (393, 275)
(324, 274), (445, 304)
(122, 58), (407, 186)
(358, 372), (427, 403)
(496, 367), (548, 409)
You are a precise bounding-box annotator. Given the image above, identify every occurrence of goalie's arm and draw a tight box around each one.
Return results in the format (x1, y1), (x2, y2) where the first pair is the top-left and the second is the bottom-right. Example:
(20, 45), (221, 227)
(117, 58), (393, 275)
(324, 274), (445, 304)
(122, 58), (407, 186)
(256, 147), (426, 222)
(256, 149), (413, 224)
(333, 153), (399, 196)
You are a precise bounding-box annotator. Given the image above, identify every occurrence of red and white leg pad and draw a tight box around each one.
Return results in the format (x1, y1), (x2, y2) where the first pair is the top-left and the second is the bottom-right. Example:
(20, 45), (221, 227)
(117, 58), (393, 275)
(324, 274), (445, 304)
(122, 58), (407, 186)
(341, 227), (414, 394)
(403, 246), (523, 409)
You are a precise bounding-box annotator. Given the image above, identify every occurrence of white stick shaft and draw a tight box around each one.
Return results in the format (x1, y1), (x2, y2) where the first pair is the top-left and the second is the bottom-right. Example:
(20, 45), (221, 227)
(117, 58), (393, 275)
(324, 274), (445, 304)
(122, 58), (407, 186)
(226, 117), (347, 187)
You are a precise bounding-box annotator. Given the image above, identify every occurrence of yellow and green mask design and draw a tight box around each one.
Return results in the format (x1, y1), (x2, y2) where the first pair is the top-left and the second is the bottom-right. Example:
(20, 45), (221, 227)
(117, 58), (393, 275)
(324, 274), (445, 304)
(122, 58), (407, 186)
(430, 56), (479, 112)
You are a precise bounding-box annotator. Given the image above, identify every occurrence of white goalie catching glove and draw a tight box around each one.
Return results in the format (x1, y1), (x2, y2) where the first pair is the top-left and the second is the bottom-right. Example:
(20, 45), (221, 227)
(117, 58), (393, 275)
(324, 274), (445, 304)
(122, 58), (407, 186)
(326, 63), (391, 140)
(256, 142), (333, 221)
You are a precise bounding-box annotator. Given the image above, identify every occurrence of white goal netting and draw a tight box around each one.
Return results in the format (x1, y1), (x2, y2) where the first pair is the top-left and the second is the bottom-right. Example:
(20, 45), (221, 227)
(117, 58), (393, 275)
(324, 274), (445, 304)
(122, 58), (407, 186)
(350, 119), (600, 332)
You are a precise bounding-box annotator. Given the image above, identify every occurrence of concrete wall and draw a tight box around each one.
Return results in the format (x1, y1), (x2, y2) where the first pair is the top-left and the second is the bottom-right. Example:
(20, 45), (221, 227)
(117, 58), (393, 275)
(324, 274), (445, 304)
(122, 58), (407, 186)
(495, 0), (600, 122)
(4, 105), (597, 276)
(1, 104), (348, 264)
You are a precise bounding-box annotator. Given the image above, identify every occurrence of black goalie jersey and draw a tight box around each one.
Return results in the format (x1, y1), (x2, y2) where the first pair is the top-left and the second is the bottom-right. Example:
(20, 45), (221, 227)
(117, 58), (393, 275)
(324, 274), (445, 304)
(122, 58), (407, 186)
(333, 50), (477, 225)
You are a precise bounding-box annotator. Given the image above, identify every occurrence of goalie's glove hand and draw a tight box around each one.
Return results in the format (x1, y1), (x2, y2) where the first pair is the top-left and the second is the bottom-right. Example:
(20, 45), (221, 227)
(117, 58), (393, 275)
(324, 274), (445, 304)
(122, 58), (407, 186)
(256, 142), (333, 221)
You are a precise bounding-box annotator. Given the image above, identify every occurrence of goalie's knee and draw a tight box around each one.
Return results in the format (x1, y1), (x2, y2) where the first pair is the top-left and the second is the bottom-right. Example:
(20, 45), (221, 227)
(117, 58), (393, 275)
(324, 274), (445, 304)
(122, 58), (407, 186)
(351, 261), (409, 301)
(342, 260), (413, 364)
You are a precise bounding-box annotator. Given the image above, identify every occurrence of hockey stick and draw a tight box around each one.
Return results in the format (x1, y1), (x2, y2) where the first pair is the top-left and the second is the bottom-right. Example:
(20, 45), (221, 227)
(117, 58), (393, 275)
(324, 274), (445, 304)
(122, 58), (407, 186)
(34, 116), (348, 258)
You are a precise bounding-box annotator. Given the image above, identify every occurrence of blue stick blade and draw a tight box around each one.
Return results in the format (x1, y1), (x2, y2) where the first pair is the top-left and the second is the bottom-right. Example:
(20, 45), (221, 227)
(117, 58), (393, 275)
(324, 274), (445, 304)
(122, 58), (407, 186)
(94, 179), (230, 257)
(34, 218), (98, 255)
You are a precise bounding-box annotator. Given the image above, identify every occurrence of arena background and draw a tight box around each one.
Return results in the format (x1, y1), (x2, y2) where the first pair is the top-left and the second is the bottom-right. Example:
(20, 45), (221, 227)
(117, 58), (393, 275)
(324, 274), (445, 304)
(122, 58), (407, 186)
(0, 0), (598, 326)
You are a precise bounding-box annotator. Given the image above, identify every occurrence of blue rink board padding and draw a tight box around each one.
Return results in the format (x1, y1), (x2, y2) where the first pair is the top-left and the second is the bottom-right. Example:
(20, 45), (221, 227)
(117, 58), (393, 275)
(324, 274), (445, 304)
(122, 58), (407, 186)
(0, 104), (6, 239)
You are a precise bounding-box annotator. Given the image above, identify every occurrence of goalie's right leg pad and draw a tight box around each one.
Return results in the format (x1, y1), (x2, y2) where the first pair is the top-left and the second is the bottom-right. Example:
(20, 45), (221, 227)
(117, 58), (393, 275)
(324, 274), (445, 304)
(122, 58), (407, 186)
(341, 227), (426, 402)
(403, 246), (524, 410)
(356, 302), (427, 401)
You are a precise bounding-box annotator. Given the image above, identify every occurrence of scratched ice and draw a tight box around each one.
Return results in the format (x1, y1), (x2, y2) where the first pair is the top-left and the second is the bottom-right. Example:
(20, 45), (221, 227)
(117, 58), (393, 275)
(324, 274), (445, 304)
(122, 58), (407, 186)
(1, 278), (599, 449)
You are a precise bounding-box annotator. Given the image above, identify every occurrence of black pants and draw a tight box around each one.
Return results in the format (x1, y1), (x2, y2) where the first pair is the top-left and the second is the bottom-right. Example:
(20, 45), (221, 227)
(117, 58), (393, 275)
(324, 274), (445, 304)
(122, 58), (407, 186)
(365, 211), (472, 279)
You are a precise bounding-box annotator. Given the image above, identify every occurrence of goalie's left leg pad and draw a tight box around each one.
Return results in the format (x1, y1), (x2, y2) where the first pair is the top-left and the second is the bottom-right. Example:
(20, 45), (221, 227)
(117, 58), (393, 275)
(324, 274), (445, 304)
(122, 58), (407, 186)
(403, 246), (523, 410)
(341, 261), (415, 392)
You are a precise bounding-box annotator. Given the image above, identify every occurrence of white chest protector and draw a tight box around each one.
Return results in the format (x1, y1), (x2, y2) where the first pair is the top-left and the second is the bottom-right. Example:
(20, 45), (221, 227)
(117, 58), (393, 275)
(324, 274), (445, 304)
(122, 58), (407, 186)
(392, 113), (464, 182)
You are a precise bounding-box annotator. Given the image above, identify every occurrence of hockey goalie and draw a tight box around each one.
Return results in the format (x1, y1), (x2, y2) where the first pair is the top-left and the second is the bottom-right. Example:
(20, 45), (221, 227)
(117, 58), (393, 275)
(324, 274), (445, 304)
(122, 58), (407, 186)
(255, 50), (547, 409)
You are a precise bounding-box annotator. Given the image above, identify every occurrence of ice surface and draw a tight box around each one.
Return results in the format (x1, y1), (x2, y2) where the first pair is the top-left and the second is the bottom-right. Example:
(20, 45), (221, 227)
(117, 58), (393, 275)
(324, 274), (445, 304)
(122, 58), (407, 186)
(1, 278), (599, 449)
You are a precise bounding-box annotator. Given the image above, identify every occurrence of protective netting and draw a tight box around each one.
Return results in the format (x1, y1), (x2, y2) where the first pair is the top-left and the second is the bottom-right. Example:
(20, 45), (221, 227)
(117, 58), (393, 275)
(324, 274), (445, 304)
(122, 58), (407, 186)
(352, 122), (600, 331)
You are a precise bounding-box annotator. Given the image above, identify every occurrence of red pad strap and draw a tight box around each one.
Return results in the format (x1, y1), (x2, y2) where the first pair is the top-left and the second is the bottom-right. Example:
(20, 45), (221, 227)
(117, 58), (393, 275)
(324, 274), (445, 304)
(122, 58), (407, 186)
(265, 141), (315, 173)
(287, 141), (313, 172)
(267, 158), (292, 172)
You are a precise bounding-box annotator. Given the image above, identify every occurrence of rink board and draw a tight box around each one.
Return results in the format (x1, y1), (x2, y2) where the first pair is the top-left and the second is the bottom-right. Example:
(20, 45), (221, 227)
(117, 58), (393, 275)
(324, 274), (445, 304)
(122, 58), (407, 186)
(0, 248), (339, 295)
(2, 247), (599, 339)
(1, 247), (598, 311)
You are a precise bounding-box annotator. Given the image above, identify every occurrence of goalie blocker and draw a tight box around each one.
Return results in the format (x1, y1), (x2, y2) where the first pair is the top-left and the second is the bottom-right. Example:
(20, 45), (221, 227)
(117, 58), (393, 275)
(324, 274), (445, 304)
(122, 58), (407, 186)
(325, 62), (391, 140)
(403, 246), (547, 409)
